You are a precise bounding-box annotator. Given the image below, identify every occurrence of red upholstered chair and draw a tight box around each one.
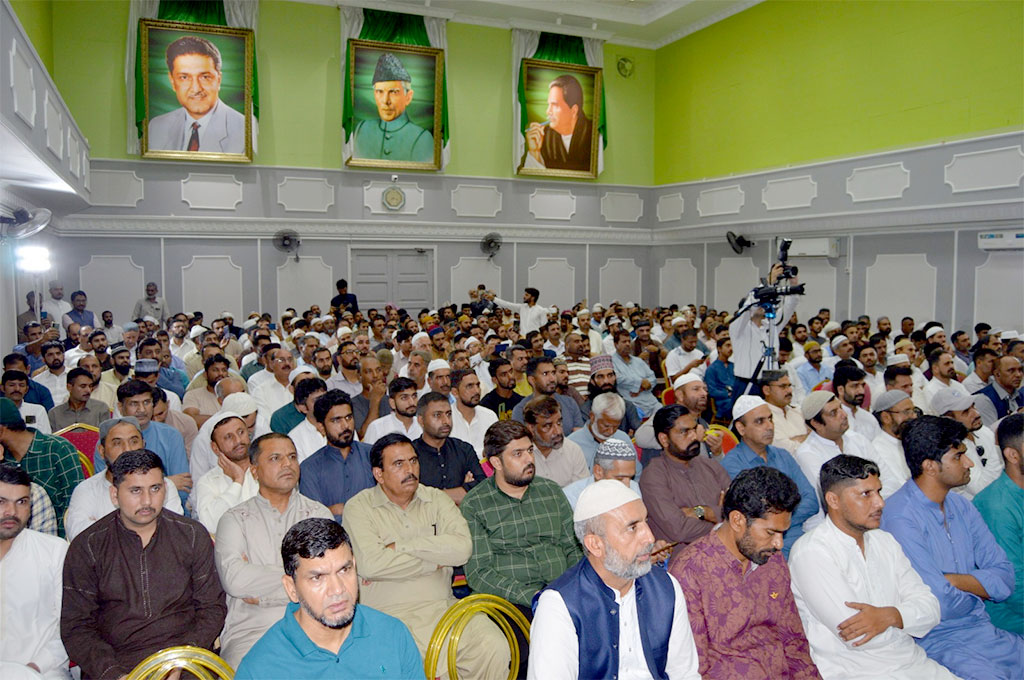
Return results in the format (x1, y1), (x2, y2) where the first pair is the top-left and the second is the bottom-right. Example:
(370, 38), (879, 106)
(661, 386), (676, 405)
(54, 423), (100, 467)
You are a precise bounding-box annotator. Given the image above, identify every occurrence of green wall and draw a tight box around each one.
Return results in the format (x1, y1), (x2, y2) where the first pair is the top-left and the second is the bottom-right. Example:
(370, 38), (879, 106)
(12, 0), (1022, 186)
(10, 0), (53, 75)
(654, 0), (1024, 183)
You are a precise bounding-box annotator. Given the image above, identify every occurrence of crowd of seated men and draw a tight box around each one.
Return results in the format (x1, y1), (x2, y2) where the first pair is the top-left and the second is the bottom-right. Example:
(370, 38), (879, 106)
(1, 277), (1022, 679)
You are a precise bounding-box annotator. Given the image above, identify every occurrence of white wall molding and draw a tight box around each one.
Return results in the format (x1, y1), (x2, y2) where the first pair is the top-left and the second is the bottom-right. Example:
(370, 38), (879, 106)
(450, 257), (501, 301)
(10, 39), (36, 127)
(79, 255), (146, 325)
(43, 91), (63, 159)
(276, 255), (335, 316)
(846, 162), (911, 202)
(451, 184), (502, 218)
(89, 170), (144, 207)
(181, 173), (244, 210)
(944, 145), (1024, 194)
(762, 175), (817, 210)
(363, 181), (424, 215)
(180, 255), (244, 319)
(600, 192), (644, 223)
(277, 177), (335, 213)
(529, 188), (576, 221)
(864, 253), (937, 324)
(698, 185), (745, 217)
(68, 133), (81, 178)
(528, 257), (576, 310)
(659, 258), (697, 307)
(599, 258), (643, 306)
(656, 192), (684, 222)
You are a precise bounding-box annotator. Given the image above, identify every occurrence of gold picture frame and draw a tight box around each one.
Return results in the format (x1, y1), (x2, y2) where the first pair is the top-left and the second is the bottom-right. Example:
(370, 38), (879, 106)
(140, 19), (254, 162)
(346, 39), (444, 171)
(517, 58), (602, 180)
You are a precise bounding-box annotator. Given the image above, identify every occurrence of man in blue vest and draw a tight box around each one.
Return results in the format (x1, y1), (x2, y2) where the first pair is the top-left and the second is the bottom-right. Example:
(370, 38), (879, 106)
(528, 479), (701, 679)
(973, 356), (1022, 427)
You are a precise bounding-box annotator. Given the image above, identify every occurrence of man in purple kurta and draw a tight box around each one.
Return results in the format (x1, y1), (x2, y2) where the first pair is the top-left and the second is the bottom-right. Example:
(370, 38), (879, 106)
(670, 466), (820, 679)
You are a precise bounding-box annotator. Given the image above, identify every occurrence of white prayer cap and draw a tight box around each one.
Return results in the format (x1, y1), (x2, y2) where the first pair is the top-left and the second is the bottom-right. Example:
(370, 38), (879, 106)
(822, 321), (841, 334)
(290, 329), (306, 340)
(672, 373), (703, 390)
(732, 395), (767, 421)
(887, 353), (910, 365)
(209, 411), (243, 435)
(1001, 330), (1020, 340)
(242, 318), (258, 330)
(412, 331), (429, 344)
(221, 311), (234, 319)
(577, 308), (591, 316)
(626, 302), (636, 309)
(336, 326), (353, 338)
(288, 365), (316, 383)
(930, 387), (974, 416)
(574, 479), (643, 523)
(464, 336), (481, 348)
(801, 391), (837, 420)
(189, 325), (208, 339)
(671, 316), (687, 327)
(221, 393), (257, 416)
(143, 315), (159, 324)
(592, 304), (605, 312)
(427, 359), (450, 374)
(925, 326), (946, 339)
(830, 334), (848, 349)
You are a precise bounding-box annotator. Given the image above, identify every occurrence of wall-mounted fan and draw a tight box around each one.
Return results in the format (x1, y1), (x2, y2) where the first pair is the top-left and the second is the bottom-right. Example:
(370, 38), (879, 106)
(726, 231), (753, 254)
(480, 232), (503, 259)
(273, 229), (302, 262)
(0, 207), (51, 243)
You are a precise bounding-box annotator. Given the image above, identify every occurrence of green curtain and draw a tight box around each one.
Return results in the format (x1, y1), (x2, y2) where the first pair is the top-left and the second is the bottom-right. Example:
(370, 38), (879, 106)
(342, 8), (450, 146)
(519, 32), (608, 147)
(134, 0), (260, 139)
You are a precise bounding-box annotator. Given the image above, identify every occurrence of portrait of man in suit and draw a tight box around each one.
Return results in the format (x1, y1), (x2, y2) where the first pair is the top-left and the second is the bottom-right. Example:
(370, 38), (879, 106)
(147, 35), (246, 155)
(523, 74), (593, 173)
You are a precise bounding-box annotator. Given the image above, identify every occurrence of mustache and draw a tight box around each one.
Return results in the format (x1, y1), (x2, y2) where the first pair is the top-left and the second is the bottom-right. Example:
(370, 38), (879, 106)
(402, 473), (418, 484)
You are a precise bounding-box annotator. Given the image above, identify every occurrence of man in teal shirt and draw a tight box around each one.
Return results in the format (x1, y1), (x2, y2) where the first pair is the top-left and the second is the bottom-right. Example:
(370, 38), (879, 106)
(353, 53), (435, 163)
(974, 413), (1024, 635)
(235, 518), (424, 678)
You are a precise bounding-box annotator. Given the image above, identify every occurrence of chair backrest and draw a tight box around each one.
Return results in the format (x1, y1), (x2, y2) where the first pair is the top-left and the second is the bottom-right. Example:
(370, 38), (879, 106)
(425, 593), (529, 680)
(706, 424), (739, 454)
(661, 386), (676, 405)
(54, 423), (100, 464)
(126, 645), (234, 680)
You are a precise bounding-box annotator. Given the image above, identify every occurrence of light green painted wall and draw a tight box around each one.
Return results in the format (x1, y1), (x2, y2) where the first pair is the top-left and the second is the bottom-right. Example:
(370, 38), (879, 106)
(10, 0), (53, 75)
(51, 0), (129, 159)
(654, 0), (1024, 183)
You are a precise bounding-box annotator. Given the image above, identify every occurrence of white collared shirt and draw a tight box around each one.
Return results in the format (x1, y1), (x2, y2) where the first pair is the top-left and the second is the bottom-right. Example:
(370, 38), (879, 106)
(362, 412), (423, 446)
(19, 402), (50, 434)
(0, 529), (71, 678)
(766, 401), (808, 455)
(921, 377), (969, 415)
(65, 472), (182, 541)
(450, 404), (498, 456)
(288, 418), (326, 463)
(34, 369), (68, 406)
(870, 431), (912, 498)
(789, 517), (951, 680)
(529, 574), (700, 680)
(842, 404), (881, 442)
(794, 430), (901, 530)
(194, 467), (260, 535)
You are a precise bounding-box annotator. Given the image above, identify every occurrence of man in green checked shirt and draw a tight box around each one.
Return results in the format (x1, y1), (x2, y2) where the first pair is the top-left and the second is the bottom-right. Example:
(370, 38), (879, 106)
(461, 420), (582, 611)
(0, 397), (83, 536)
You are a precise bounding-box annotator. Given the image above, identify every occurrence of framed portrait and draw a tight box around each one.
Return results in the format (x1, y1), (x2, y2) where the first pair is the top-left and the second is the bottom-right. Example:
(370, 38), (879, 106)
(517, 58), (602, 180)
(140, 19), (253, 162)
(346, 39), (444, 170)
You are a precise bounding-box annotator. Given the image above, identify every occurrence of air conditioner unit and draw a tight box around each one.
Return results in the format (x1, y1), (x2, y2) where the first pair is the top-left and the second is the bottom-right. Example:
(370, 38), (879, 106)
(977, 231), (1024, 251)
(786, 238), (839, 258)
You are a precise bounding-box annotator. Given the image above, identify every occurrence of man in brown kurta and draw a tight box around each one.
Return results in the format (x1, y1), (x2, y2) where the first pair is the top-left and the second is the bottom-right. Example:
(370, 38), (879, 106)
(61, 449), (226, 678)
(639, 404), (731, 556)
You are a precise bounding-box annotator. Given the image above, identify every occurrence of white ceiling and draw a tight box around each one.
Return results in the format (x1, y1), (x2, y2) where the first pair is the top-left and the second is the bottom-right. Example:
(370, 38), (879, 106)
(327, 0), (763, 48)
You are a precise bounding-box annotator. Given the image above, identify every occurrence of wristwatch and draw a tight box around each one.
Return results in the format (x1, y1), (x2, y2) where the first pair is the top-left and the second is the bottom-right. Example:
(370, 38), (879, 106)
(694, 505), (706, 520)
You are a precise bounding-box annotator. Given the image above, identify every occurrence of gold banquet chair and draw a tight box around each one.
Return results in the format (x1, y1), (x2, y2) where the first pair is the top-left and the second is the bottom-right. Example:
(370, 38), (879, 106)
(125, 645), (234, 680)
(424, 593), (531, 680)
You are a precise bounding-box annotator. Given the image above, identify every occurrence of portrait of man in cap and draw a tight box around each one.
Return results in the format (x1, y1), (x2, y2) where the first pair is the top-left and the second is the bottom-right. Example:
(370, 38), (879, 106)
(351, 50), (436, 163)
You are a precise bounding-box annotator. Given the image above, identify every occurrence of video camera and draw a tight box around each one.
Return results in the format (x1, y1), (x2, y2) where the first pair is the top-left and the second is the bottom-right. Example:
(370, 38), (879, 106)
(749, 238), (805, 311)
